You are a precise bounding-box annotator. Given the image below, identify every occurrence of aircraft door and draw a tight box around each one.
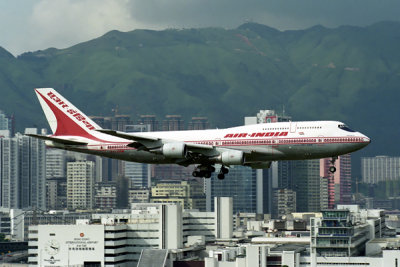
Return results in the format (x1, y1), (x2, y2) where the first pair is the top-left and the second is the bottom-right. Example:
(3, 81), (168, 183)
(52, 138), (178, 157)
(290, 122), (297, 133)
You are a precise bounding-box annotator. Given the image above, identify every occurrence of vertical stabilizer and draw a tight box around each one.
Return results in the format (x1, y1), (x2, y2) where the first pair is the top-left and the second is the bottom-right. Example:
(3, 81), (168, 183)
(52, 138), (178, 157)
(35, 88), (101, 136)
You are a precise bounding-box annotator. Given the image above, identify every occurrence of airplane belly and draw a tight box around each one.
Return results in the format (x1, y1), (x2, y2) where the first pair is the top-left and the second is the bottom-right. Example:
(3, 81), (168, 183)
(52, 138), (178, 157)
(73, 148), (176, 164)
(277, 143), (362, 160)
(123, 150), (175, 164)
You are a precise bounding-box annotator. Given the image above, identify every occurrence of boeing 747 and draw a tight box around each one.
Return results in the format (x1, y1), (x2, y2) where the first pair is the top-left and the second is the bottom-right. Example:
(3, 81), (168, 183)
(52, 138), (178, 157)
(29, 88), (370, 179)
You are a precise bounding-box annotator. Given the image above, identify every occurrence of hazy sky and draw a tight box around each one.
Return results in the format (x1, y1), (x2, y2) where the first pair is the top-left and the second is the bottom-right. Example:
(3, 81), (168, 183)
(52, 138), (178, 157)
(1, 0), (399, 56)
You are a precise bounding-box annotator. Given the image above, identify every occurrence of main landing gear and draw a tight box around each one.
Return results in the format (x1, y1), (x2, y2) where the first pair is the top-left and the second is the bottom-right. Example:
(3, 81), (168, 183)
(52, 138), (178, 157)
(192, 165), (215, 178)
(329, 156), (338, 173)
(192, 165), (229, 179)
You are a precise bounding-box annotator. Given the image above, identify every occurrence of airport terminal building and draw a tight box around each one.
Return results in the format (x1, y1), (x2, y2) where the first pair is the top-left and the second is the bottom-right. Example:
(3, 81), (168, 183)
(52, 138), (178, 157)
(28, 199), (231, 266)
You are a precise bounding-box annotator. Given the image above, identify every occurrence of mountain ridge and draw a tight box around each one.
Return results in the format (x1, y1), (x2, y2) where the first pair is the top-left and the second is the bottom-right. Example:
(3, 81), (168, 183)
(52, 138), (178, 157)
(0, 22), (399, 160)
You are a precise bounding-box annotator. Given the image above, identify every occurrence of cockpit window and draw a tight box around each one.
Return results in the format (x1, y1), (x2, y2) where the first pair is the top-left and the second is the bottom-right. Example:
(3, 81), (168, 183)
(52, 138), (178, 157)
(338, 124), (355, 132)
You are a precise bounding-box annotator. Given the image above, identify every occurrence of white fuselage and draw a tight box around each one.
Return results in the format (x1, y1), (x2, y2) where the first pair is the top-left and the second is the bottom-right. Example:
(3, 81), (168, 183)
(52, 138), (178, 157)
(47, 120), (370, 165)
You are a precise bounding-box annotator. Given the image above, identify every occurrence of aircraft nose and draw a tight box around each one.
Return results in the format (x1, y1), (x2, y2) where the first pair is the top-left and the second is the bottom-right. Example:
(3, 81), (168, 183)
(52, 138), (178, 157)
(361, 134), (371, 146)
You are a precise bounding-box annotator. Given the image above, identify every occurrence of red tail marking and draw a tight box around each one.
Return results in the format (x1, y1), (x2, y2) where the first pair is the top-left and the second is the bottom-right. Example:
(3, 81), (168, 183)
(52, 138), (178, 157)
(36, 90), (102, 141)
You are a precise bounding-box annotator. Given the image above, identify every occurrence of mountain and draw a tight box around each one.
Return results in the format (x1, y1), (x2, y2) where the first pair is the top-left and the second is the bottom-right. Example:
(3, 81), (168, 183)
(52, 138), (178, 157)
(1, 21), (400, 161)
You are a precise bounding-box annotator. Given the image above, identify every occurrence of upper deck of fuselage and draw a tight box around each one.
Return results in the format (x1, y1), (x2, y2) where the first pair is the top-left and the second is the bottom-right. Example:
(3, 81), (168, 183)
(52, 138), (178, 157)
(126, 120), (365, 143)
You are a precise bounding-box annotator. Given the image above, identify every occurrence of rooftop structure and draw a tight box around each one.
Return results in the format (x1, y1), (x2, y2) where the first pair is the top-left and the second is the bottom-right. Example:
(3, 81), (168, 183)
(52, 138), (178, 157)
(362, 156), (400, 184)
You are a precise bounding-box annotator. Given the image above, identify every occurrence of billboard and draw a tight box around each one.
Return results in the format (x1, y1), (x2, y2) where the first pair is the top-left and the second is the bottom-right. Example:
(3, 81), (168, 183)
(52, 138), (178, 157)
(37, 224), (105, 266)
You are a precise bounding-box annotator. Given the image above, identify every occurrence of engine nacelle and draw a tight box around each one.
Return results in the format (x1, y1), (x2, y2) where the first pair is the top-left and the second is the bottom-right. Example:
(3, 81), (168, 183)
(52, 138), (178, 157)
(220, 150), (245, 165)
(162, 142), (187, 158)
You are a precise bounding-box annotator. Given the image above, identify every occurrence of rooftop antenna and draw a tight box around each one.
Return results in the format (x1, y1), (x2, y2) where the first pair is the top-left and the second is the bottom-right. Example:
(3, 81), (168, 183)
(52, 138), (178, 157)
(112, 105), (119, 116)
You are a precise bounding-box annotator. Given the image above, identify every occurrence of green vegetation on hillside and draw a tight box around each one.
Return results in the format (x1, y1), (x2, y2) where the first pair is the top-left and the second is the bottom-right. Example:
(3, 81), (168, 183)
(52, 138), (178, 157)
(0, 21), (400, 159)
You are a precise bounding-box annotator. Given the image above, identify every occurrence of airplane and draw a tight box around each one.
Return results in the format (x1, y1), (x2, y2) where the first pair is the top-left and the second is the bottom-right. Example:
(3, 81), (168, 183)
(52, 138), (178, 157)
(28, 88), (371, 180)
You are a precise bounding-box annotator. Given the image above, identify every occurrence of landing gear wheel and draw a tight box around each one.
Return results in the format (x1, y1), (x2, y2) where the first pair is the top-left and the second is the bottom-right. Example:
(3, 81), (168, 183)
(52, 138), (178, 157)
(193, 165), (215, 178)
(217, 173), (225, 180)
(329, 156), (338, 173)
(220, 166), (229, 174)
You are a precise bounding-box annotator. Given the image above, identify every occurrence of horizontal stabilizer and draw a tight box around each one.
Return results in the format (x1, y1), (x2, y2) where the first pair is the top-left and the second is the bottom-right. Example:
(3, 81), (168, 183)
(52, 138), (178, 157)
(26, 134), (87, 146)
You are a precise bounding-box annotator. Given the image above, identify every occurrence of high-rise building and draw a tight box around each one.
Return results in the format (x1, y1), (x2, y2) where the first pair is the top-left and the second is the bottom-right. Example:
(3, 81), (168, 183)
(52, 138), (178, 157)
(137, 115), (159, 131)
(111, 115), (131, 131)
(310, 209), (370, 257)
(89, 114), (132, 182)
(0, 110), (13, 136)
(0, 129), (46, 210)
(94, 182), (117, 210)
(162, 115), (184, 131)
(320, 159), (335, 209)
(151, 180), (206, 211)
(214, 197), (233, 239)
(320, 177), (330, 210)
(0, 110), (10, 130)
(46, 178), (67, 210)
(46, 149), (66, 179)
(152, 117), (191, 181)
(293, 159), (322, 212)
(20, 129), (47, 210)
(128, 187), (150, 204)
(89, 116), (109, 129)
(0, 136), (19, 208)
(125, 162), (151, 188)
(362, 156), (400, 184)
(123, 124), (151, 188)
(67, 161), (95, 210)
(320, 154), (352, 205)
(153, 164), (192, 181)
(188, 117), (209, 130)
(273, 189), (296, 218)
(210, 165), (257, 213)
(243, 109), (293, 214)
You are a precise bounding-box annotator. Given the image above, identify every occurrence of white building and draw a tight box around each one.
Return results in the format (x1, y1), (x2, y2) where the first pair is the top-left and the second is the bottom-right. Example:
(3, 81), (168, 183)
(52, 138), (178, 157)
(94, 182), (117, 209)
(362, 156), (400, 184)
(45, 149), (66, 179)
(0, 136), (19, 208)
(128, 187), (150, 204)
(0, 129), (46, 209)
(28, 198), (233, 266)
(29, 224), (105, 266)
(205, 243), (400, 267)
(67, 161), (94, 210)
(215, 197), (233, 239)
(29, 204), (184, 266)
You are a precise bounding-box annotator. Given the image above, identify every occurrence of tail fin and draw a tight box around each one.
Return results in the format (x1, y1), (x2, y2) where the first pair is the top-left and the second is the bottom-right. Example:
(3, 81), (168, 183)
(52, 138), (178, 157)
(35, 88), (101, 136)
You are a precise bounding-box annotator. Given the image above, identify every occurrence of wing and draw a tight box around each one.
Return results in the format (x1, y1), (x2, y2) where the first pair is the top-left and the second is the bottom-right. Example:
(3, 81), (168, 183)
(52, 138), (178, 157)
(97, 129), (216, 165)
(97, 130), (273, 168)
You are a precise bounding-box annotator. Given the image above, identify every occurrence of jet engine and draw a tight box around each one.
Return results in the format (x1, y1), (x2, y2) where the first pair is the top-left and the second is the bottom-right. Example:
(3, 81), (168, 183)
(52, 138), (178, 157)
(162, 142), (187, 158)
(220, 150), (245, 165)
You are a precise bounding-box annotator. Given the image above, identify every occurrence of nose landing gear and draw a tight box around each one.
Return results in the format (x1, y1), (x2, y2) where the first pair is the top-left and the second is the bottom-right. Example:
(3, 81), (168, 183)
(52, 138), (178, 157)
(217, 166), (229, 180)
(329, 157), (338, 173)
